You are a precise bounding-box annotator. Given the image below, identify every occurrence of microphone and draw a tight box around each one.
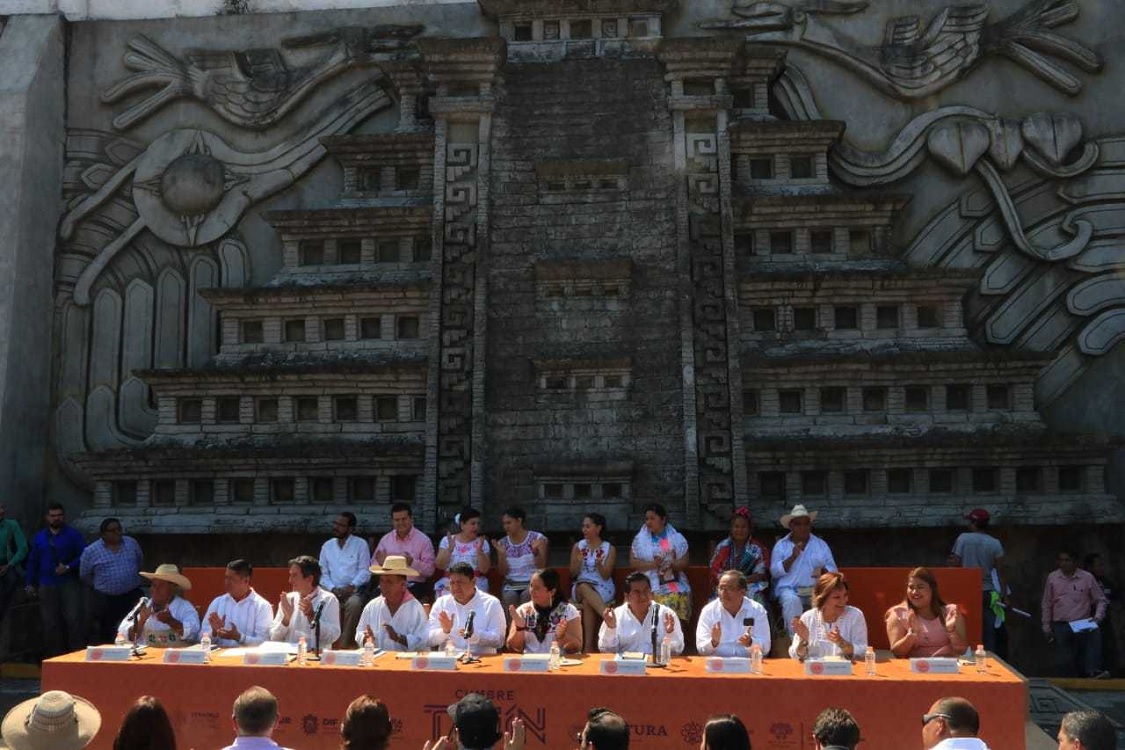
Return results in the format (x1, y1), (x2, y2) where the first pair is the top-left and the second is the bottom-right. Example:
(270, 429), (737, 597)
(650, 603), (659, 662)
(463, 610), (476, 639)
(127, 596), (148, 620)
(312, 600), (326, 627)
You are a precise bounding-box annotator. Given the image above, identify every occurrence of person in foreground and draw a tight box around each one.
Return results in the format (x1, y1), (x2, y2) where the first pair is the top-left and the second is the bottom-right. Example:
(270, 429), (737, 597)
(699, 715), (750, 750)
(696, 570), (770, 657)
(223, 686), (291, 750)
(112, 696), (176, 750)
(428, 562), (506, 656)
(269, 555), (342, 648)
(789, 572), (867, 660)
(121, 563), (200, 647)
(422, 693), (525, 750)
(599, 571), (684, 656)
(1, 690), (101, 750)
(506, 568), (581, 654)
(811, 708), (860, 750)
(356, 555), (428, 651)
(885, 567), (967, 658)
(341, 695), (392, 750)
(577, 708), (630, 750)
(921, 697), (988, 750)
(1057, 709), (1115, 750)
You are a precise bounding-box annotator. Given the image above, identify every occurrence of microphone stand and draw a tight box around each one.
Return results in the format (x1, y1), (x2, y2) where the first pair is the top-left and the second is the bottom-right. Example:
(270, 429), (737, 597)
(650, 604), (661, 667)
(311, 600), (325, 661)
(460, 611), (479, 664)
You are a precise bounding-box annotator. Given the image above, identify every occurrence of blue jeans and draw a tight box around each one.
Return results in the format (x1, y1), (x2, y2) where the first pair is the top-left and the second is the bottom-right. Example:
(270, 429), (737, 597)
(1051, 621), (1103, 677)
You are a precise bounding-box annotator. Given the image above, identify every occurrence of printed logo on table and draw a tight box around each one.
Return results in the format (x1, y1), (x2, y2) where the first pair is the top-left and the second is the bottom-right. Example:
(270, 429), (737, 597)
(917, 660), (931, 673)
(809, 662), (824, 675)
(681, 722), (703, 744)
(769, 723), (794, 741)
(604, 661), (619, 674)
(302, 715), (319, 735)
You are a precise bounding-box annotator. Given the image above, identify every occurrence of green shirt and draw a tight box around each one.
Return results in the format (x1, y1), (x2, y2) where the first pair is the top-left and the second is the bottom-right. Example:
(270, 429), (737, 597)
(0, 519), (28, 567)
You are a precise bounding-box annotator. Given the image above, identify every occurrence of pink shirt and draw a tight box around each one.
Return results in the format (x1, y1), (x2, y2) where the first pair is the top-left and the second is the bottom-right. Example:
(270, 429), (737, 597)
(373, 527), (435, 583)
(1041, 568), (1107, 630)
(888, 603), (959, 657)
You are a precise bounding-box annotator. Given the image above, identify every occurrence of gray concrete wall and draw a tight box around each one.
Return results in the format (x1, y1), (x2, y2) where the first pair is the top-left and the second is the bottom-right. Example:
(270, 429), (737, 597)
(0, 16), (66, 528)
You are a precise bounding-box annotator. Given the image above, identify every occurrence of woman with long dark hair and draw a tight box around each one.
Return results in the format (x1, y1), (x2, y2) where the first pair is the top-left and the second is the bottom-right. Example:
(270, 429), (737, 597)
(885, 566), (967, 657)
(113, 696), (176, 750)
(340, 695), (392, 750)
(700, 714), (751, 750)
(506, 568), (581, 654)
(570, 513), (616, 653)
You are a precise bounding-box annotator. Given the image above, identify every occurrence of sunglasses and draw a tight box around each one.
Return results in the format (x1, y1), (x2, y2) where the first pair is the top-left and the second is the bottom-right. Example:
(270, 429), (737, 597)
(922, 713), (950, 726)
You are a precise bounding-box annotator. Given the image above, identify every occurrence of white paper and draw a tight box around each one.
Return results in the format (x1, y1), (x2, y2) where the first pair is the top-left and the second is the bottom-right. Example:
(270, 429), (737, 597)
(1069, 618), (1099, 633)
(258, 641), (300, 654)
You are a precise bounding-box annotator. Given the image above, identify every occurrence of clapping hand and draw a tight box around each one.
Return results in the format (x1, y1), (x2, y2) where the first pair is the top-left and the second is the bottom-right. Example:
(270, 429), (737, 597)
(663, 611), (676, 634)
(791, 617), (810, 642)
(710, 622), (722, 647)
(825, 625), (845, 647)
(438, 610), (455, 634)
(423, 727), (458, 750)
(555, 619), (569, 642)
(943, 607), (959, 631)
(509, 605), (527, 630)
(298, 594), (314, 619)
(383, 623), (401, 645)
(602, 608), (618, 629)
(278, 593), (294, 622)
(365, 625), (376, 643)
(504, 718), (526, 750)
(207, 611), (225, 634)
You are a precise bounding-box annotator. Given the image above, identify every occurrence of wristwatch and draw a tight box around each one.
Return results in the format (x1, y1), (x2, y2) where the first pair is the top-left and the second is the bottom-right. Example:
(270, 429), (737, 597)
(515, 625), (529, 632)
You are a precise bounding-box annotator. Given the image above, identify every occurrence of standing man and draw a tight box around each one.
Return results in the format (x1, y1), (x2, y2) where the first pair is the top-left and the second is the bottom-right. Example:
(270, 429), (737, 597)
(948, 508), (1008, 658)
(771, 504), (837, 636)
(1042, 549), (1109, 678)
(696, 570), (771, 657)
(427, 562), (505, 656)
(811, 708), (860, 750)
(203, 559), (273, 647)
(269, 555), (341, 649)
(0, 503), (28, 627)
(25, 503), (86, 656)
(1057, 710), (1116, 750)
(319, 512), (371, 648)
(372, 503), (435, 596)
(79, 517), (143, 645)
(921, 697), (988, 750)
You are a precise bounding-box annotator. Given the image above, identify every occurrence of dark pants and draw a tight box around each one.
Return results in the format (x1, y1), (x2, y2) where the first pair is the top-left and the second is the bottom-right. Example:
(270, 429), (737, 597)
(981, 591), (1008, 659)
(40, 578), (85, 657)
(1052, 621), (1103, 677)
(0, 566), (22, 624)
(88, 587), (143, 646)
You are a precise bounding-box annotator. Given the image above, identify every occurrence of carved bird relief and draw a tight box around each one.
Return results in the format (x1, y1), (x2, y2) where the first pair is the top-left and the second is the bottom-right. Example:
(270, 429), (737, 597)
(101, 25), (424, 131)
(700, 0), (1102, 98)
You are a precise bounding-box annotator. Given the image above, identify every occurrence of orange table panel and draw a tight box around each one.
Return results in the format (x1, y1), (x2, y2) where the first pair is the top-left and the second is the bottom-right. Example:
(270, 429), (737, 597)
(44, 650), (1024, 750)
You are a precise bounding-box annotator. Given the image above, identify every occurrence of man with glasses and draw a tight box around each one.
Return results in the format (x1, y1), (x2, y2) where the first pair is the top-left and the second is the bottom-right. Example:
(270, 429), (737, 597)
(696, 569), (771, 656)
(80, 517), (143, 645)
(598, 571), (684, 657)
(921, 697), (988, 750)
(319, 511), (371, 648)
(25, 503), (86, 656)
(1042, 548), (1109, 678)
(577, 707), (629, 750)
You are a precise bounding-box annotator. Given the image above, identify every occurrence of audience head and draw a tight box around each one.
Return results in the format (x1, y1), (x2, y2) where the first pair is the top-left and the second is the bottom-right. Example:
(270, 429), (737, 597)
(46, 503), (66, 529)
(642, 504), (668, 534)
(581, 707), (629, 750)
(965, 508), (990, 530)
(333, 512), (357, 539)
(701, 714), (750, 750)
(448, 562), (477, 604)
(1058, 710), (1115, 750)
(1057, 549), (1078, 576)
(224, 559), (253, 599)
(456, 507), (481, 538)
(811, 571), (849, 612)
(288, 555), (321, 592)
(391, 503), (414, 536)
(502, 507), (527, 536)
(98, 518), (124, 544)
(341, 695), (391, 750)
(812, 708), (860, 750)
(1, 690), (101, 750)
(922, 697), (979, 749)
(905, 567), (947, 618)
(780, 504), (816, 542)
(112, 696), (175, 750)
(729, 507), (753, 543)
(582, 514), (607, 540)
(448, 693), (501, 750)
(232, 687), (279, 738)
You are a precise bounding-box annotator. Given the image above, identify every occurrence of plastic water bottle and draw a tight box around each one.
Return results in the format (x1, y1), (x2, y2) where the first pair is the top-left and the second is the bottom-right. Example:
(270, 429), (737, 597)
(444, 637), (456, 658)
(864, 646), (876, 676)
(549, 640), (562, 671)
(750, 644), (763, 675)
(114, 630), (127, 647)
(659, 635), (672, 666)
(200, 630), (212, 662)
(975, 644), (988, 674)
(363, 634), (375, 666)
(297, 636), (308, 666)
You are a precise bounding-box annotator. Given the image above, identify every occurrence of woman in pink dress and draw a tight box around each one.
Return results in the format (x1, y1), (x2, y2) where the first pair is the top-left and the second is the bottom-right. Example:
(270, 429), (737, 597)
(885, 567), (968, 658)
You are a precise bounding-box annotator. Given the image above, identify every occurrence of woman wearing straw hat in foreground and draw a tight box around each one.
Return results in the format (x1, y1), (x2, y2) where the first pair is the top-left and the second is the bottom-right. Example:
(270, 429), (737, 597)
(1, 690), (100, 750)
(119, 563), (200, 647)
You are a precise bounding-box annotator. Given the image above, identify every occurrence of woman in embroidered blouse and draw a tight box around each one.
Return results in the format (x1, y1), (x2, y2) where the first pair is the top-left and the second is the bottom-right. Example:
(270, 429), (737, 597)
(495, 506), (549, 611)
(789, 571), (868, 660)
(708, 507), (769, 605)
(630, 503), (692, 623)
(506, 568), (582, 654)
(434, 507), (491, 596)
(570, 513), (616, 654)
(885, 566), (968, 658)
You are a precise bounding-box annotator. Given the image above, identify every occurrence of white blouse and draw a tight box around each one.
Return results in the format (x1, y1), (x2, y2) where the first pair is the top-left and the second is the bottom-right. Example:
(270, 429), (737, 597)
(788, 605), (868, 660)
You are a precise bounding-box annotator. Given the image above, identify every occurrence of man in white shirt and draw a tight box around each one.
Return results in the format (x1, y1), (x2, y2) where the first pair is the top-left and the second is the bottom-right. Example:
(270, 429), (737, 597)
(598, 571), (684, 656)
(221, 686), (292, 750)
(355, 555), (428, 651)
(770, 504), (837, 635)
(269, 555), (341, 651)
(427, 562), (505, 656)
(319, 512), (371, 648)
(120, 563), (200, 647)
(203, 559), (273, 647)
(696, 570), (770, 657)
(921, 697), (990, 750)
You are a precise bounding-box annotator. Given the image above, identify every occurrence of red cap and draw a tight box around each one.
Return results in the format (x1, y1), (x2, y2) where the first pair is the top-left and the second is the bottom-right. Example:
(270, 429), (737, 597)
(965, 508), (991, 523)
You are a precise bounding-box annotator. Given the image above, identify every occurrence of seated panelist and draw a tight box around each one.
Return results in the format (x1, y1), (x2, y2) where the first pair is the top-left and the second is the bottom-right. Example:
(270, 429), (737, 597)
(355, 555), (428, 651)
(269, 555), (341, 647)
(120, 563), (200, 647)
(598, 571), (684, 656)
(696, 570), (771, 657)
(427, 561), (506, 656)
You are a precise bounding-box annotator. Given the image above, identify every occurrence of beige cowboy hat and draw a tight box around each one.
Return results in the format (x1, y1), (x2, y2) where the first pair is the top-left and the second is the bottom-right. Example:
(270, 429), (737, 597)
(779, 504), (819, 528)
(369, 555), (420, 578)
(139, 563), (192, 590)
(1, 691), (101, 750)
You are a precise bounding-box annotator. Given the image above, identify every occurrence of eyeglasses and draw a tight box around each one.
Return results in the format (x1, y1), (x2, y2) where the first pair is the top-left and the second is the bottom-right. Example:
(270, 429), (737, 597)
(105, 527), (123, 533)
(922, 713), (950, 726)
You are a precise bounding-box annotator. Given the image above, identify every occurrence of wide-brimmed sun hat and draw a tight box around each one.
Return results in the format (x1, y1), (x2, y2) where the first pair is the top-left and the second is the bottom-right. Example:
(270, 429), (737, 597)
(1, 691), (101, 750)
(139, 563), (192, 590)
(369, 555), (420, 578)
(779, 504), (819, 528)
